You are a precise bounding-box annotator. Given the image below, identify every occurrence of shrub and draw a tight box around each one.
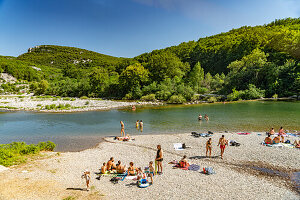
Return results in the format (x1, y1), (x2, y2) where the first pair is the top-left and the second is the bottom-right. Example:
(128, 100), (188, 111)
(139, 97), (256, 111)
(0, 141), (56, 167)
(241, 84), (265, 100)
(80, 96), (88, 99)
(155, 90), (172, 101)
(85, 101), (90, 105)
(272, 94), (278, 99)
(198, 87), (208, 94)
(227, 89), (242, 101)
(141, 94), (156, 101)
(207, 96), (217, 103)
(168, 94), (186, 104)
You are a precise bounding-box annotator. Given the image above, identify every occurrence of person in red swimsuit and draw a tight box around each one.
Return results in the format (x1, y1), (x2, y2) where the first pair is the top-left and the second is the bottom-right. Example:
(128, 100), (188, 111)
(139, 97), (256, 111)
(218, 135), (228, 159)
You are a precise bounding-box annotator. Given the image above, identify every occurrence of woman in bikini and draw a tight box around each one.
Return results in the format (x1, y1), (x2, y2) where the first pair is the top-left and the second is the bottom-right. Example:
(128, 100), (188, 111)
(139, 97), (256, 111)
(206, 138), (212, 157)
(128, 162), (137, 175)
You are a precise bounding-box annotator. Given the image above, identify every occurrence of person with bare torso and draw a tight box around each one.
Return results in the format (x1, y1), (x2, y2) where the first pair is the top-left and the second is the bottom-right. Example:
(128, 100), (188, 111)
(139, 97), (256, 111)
(116, 160), (126, 174)
(218, 135), (228, 159)
(106, 157), (116, 171)
(155, 145), (163, 174)
(120, 121), (125, 137)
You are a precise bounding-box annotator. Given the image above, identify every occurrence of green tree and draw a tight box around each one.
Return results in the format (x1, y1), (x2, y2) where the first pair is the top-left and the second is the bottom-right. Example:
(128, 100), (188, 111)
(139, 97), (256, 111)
(188, 62), (204, 93)
(119, 63), (149, 95)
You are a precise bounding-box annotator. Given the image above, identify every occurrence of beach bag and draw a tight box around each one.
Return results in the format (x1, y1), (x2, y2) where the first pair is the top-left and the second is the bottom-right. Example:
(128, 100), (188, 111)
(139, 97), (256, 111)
(182, 143), (186, 149)
(285, 140), (290, 144)
(203, 167), (215, 175)
(208, 131), (214, 135)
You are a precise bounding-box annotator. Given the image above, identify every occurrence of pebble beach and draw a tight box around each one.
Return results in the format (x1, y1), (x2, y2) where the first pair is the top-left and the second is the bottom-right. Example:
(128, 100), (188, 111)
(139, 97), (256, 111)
(0, 132), (299, 200)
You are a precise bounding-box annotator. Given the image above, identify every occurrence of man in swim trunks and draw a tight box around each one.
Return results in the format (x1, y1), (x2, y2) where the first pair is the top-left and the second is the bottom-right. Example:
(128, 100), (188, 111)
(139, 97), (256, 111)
(264, 134), (272, 144)
(116, 160), (126, 174)
(120, 121), (125, 137)
(218, 135), (228, 159)
(155, 145), (163, 174)
(107, 157), (116, 171)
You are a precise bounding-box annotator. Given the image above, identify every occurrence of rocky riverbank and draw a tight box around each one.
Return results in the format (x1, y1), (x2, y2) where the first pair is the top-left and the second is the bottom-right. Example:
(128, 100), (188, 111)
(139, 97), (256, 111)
(0, 132), (299, 200)
(0, 95), (161, 112)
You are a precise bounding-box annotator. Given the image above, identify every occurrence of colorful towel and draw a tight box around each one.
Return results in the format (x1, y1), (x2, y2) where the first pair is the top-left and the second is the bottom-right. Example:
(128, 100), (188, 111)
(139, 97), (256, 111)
(237, 132), (251, 135)
(173, 143), (184, 150)
(188, 164), (200, 171)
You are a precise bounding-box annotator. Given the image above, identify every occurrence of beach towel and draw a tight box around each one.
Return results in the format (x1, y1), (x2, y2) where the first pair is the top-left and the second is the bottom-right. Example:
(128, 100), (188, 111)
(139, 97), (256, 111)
(125, 175), (138, 180)
(173, 163), (190, 170)
(281, 143), (295, 148)
(188, 164), (200, 171)
(286, 133), (299, 137)
(237, 132), (251, 135)
(174, 143), (184, 150)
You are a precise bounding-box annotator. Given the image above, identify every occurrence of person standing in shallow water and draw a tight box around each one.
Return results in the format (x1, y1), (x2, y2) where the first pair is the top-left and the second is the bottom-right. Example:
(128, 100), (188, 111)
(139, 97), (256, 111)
(155, 145), (163, 174)
(120, 121), (125, 137)
(139, 120), (143, 132)
(136, 120), (139, 130)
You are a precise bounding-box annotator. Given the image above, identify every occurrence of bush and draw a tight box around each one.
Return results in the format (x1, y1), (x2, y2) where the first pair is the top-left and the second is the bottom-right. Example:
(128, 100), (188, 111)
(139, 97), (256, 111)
(272, 94), (278, 99)
(0, 141), (56, 167)
(141, 94), (156, 101)
(207, 96), (217, 103)
(168, 94), (186, 104)
(227, 89), (243, 101)
(241, 84), (265, 100)
(155, 90), (172, 101)
(198, 87), (208, 94)
(80, 96), (88, 100)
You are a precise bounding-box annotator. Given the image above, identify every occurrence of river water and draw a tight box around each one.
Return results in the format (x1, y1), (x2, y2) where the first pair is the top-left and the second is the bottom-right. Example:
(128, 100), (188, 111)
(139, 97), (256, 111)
(1, 101), (299, 151)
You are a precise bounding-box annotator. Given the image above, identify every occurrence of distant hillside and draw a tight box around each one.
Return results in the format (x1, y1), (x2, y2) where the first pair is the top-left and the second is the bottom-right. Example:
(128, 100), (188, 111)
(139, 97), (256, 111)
(136, 18), (300, 74)
(18, 45), (132, 73)
(1, 18), (299, 100)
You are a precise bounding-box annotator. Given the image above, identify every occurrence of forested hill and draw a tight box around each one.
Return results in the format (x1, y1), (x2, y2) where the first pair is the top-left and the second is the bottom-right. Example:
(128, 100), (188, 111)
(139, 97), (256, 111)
(1, 18), (300, 102)
(18, 45), (132, 72)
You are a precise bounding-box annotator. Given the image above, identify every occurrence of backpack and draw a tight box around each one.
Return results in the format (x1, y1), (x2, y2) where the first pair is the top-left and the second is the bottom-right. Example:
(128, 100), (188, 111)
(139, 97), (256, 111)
(182, 143), (186, 149)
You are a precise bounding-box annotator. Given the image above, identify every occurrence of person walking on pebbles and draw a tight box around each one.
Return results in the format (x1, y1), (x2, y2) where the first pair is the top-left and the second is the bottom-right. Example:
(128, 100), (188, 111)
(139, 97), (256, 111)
(217, 135), (228, 159)
(120, 121), (125, 137)
(155, 145), (163, 174)
(82, 169), (91, 191)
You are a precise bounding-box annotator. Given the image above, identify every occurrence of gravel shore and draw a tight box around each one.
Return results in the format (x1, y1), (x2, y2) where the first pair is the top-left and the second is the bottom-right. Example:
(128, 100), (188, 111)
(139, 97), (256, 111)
(0, 95), (158, 112)
(0, 132), (299, 200)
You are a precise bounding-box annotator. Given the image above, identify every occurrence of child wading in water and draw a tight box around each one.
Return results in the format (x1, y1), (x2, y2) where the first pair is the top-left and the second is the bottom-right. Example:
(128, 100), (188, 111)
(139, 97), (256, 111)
(82, 170), (91, 191)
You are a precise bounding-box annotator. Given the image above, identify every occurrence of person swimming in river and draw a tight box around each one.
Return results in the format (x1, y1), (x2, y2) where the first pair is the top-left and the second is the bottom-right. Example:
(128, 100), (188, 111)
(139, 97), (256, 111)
(204, 114), (209, 121)
(132, 105), (136, 111)
(198, 114), (202, 120)
(139, 120), (143, 132)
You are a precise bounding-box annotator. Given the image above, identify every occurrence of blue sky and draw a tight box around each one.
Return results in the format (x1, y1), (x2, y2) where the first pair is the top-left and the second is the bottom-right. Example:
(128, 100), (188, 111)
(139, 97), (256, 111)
(0, 0), (299, 58)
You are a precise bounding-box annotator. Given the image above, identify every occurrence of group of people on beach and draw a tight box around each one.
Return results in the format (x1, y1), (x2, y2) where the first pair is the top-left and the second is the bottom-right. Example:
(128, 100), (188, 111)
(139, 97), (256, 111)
(198, 114), (209, 121)
(264, 127), (286, 144)
(264, 127), (300, 147)
(99, 145), (163, 185)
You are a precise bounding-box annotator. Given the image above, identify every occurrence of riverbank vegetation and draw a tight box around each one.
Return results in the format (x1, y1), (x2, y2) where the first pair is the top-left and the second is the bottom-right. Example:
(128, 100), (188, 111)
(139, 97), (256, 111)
(0, 18), (299, 103)
(0, 141), (56, 167)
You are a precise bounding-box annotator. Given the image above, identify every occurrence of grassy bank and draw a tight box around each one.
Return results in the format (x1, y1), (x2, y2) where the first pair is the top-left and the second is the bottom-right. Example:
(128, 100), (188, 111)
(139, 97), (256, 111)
(0, 141), (56, 167)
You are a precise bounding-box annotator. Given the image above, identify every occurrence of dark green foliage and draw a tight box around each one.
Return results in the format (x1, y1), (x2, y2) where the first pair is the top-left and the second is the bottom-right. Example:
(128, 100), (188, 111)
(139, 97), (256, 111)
(0, 18), (299, 101)
(0, 141), (56, 166)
